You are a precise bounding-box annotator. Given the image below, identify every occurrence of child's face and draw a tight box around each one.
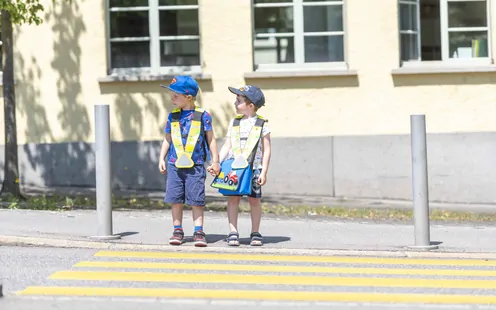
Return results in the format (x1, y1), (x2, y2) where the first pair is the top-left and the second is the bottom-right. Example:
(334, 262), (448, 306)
(170, 91), (193, 108)
(234, 95), (254, 114)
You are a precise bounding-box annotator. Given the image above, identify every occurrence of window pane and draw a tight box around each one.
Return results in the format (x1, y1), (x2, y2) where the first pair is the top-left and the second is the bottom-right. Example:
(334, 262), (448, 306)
(304, 5), (342, 32)
(449, 31), (488, 58)
(254, 36), (295, 65)
(254, 7), (294, 34)
(110, 0), (147, 7)
(159, 0), (197, 5)
(400, 33), (418, 61)
(399, 3), (417, 31)
(110, 11), (149, 38)
(448, 1), (487, 28)
(304, 35), (343, 62)
(160, 9), (199, 36)
(160, 39), (200, 66)
(111, 41), (150, 68)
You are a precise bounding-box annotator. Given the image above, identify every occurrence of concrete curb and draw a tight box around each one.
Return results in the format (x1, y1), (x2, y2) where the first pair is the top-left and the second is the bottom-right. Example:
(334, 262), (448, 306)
(2, 234), (496, 259)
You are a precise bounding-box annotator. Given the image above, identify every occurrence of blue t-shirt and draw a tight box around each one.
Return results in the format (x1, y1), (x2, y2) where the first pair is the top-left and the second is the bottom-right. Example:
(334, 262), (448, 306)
(165, 109), (213, 165)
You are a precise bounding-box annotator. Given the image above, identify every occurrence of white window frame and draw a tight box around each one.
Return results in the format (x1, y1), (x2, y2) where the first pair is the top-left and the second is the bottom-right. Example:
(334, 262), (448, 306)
(252, 0), (348, 72)
(400, 0), (492, 67)
(106, 0), (202, 76)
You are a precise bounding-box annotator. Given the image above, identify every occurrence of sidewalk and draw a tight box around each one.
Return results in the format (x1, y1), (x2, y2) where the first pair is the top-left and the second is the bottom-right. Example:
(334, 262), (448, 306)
(2, 208), (496, 258)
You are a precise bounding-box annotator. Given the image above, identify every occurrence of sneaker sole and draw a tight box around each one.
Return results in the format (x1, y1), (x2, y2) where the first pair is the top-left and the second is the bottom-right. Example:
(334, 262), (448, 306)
(169, 240), (184, 246)
(194, 241), (208, 247)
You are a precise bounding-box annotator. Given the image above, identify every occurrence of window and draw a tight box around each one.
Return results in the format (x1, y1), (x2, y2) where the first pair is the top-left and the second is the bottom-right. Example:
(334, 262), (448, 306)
(108, 0), (200, 74)
(399, 0), (490, 64)
(252, 0), (345, 70)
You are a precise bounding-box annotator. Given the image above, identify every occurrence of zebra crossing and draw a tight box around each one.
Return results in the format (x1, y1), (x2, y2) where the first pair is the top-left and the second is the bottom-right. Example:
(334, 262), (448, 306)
(17, 250), (496, 306)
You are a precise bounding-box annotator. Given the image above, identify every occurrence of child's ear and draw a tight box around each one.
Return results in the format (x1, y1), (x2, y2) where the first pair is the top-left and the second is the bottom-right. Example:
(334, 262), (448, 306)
(186, 94), (194, 101)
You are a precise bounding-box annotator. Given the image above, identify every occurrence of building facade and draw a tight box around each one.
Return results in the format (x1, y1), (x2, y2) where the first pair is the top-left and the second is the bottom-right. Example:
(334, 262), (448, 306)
(1, 0), (496, 203)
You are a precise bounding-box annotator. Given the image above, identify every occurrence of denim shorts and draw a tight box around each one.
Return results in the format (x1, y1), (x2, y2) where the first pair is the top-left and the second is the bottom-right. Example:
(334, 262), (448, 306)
(164, 163), (206, 206)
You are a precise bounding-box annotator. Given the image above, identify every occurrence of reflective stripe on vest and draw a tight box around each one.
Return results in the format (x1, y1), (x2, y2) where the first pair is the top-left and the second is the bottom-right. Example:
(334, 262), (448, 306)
(170, 106), (205, 168)
(230, 115), (266, 169)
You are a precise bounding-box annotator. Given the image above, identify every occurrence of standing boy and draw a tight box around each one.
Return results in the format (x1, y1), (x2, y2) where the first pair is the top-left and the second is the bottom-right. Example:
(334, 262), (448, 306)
(215, 85), (272, 246)
(158, 75), (220, 247)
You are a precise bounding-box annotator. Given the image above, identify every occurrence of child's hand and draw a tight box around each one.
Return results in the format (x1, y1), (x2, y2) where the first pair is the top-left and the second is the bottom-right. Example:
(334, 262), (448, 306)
(158, 159), (167, 174)
(257, 173), (267, 186)
(207, 163), (220, 176)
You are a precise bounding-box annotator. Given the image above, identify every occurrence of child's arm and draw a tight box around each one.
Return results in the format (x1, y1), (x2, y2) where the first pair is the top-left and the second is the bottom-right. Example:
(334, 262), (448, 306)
(218, 138), (231, 163)
(158, 133), (171, 174)
(258, 133), (272, 186)
(205, 130), (220, 175)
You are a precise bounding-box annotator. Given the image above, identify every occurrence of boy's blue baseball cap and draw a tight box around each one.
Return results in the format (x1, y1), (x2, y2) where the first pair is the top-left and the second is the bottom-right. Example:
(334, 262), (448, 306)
(228, 85), (265, 108)
(160, 75), (199, 97)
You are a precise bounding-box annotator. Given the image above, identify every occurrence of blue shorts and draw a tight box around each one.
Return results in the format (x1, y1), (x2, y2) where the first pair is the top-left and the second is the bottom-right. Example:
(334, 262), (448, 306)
(165, 163), (206, 206)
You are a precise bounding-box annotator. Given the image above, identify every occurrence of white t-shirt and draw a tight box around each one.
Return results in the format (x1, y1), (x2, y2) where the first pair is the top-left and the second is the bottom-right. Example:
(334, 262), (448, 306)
(225, 115), (270, 170)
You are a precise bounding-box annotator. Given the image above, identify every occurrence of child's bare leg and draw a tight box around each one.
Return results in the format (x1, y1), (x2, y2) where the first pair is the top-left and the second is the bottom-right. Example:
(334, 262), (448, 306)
(248, 197), (262, 233)
(171, 204), (183, 227)
(192, 206), (204, 228)
(248, 197), (263, 246)
(227, 196), (241, 232)
(226, 196), (241, 246)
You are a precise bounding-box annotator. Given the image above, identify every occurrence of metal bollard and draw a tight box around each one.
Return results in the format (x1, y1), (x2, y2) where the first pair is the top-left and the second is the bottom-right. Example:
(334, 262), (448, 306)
(90, 104), (120, 240)
(408, 115), (437, 250)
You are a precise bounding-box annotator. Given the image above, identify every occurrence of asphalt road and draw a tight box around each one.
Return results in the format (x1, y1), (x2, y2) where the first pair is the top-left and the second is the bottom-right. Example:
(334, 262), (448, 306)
(2, 246), (496, 309)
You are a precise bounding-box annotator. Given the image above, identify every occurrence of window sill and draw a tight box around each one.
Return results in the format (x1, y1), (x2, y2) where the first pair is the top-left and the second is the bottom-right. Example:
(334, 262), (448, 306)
(98, 72), (212, 83)
(244, 69), (358, 79)
(392, 65), (496, 75)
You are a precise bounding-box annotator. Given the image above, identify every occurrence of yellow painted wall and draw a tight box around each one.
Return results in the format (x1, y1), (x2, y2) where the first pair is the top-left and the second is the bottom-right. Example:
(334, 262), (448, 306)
(7, 0), (496, 146)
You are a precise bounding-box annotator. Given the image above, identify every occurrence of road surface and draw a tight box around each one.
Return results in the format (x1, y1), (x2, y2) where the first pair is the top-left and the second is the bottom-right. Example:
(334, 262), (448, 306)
(2, 246), (496, 309)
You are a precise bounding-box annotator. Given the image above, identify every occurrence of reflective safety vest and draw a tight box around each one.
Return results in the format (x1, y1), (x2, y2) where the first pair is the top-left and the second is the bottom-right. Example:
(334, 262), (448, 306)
(230, 114), (267, 169)
(170, 106), (206, 168)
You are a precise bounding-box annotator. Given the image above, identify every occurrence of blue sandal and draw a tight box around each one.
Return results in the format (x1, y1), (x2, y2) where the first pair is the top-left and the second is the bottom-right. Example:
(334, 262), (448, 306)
(226, 231), (240, 246)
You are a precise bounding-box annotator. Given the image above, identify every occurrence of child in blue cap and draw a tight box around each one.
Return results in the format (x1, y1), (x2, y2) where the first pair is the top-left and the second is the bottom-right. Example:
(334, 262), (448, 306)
(159, 75), (220, 247)
(217, 85), (272, 246)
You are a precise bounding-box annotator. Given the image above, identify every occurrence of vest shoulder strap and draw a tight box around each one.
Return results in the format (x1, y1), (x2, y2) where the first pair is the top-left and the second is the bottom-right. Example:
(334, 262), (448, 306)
(256, 115), (268, 122)
(171, 108), (181, 122)
(233, 115), (267, 127)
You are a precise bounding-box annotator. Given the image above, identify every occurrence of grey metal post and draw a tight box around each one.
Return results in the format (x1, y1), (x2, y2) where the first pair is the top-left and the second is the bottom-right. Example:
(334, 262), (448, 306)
(408, 115), (437, 250)
(91, 104), (120, 240)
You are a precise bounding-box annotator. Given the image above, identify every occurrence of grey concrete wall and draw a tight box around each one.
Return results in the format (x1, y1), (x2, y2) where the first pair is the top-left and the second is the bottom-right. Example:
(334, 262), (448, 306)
(1, 132), (496, 203)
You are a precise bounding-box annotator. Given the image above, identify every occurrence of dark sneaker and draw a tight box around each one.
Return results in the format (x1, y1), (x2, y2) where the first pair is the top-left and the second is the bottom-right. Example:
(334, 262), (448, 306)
(169, 229), (184, 245)
(194, 230), (207, 247)
(250, 232), (263, 246)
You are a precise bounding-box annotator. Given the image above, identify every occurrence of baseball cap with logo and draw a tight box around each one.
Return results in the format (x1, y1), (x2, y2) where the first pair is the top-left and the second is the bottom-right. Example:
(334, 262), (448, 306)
(228, 85), (265, 108)
(160, 75), (199, 97)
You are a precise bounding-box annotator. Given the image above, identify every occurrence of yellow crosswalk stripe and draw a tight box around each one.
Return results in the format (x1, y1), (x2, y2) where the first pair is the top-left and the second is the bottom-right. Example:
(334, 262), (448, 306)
(74, 260), (496, 277)
(17, 286), (496, 304)
(49, 270), (496, 289)
(94, 250), (496, 267)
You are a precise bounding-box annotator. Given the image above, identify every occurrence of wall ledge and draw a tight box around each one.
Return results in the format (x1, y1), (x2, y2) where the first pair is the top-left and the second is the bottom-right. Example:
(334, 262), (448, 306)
(392, 65), (496, 75)
(244, 69), (358, 79)
(98, 72), (212, 83)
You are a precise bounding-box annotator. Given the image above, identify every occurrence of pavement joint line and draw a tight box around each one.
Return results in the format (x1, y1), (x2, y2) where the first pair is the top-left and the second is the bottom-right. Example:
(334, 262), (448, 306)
(2, 234), (496, 259)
